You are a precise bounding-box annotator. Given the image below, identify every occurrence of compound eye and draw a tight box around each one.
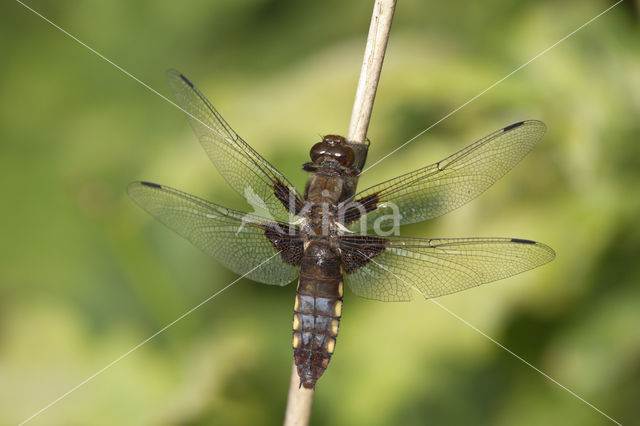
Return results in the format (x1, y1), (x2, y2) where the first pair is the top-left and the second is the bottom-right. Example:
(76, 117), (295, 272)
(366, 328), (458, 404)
(310, 142), (327, 163)
(340, 146), (355, 166)
(332, 145), (355, 166)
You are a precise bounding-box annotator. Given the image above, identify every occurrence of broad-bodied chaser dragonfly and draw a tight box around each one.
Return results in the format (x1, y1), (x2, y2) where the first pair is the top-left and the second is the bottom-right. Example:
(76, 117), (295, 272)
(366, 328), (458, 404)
(128, 70), (555, 389)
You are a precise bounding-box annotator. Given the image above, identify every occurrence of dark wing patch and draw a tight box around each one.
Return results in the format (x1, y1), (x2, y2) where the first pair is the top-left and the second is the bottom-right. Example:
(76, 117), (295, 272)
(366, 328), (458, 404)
(340, 235), (388, 273)
(263, 223), (304, 266)
(273, 179), (305, 216)
(341, 193), (381, 225)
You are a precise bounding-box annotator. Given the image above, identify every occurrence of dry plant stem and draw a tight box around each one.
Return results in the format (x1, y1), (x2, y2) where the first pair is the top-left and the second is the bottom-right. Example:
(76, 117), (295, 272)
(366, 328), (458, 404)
(284, 362), (314, 426)
(347, 0), (397, 144)
(283, 1), (396, 426)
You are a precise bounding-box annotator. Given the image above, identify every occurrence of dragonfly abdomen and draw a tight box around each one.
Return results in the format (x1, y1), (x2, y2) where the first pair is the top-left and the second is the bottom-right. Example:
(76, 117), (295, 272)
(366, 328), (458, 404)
(293, 240), (343, 389)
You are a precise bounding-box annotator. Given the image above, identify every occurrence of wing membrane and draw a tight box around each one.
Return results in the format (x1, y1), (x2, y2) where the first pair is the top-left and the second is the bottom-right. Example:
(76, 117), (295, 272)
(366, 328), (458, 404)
(167, 70), (303, 222)
(343, 121), (546, 231)
(341, 235), (555, 301)
(128, 181), (302, 285)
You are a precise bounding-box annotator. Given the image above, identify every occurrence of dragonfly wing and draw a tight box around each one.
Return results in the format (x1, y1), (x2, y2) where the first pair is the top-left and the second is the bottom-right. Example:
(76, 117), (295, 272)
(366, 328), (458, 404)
(343, 121), (546, 231)
(128, 181), (303, 285)
(167, 70), (303, 222)
(340, 235), (555, 301)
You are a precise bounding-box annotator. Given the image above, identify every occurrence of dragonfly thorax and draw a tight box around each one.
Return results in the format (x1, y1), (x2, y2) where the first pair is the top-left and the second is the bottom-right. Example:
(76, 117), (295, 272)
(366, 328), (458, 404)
(299, 202), (347, 239)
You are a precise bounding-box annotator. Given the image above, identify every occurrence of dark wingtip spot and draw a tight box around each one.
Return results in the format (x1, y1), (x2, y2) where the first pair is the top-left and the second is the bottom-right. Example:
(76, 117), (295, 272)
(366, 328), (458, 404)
(140, 181), (162, 189)
(503, 121), (525, 132)
(179, 73), (194, 88)
(511, 238), (536, 245)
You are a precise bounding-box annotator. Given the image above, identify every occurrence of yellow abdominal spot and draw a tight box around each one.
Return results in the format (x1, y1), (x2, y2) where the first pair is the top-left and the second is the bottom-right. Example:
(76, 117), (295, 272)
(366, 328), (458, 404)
(293, 314), (300, 330)
(292, 333), (300, 348)
(330, 319), (339, 336)
(338, 281), (344, 297)
(326, 337), (335, 354)
(333, 300), (342, 317)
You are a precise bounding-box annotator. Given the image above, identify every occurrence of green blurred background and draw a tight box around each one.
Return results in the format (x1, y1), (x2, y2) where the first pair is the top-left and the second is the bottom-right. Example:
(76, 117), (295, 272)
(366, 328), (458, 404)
(2, 0), (639, 424)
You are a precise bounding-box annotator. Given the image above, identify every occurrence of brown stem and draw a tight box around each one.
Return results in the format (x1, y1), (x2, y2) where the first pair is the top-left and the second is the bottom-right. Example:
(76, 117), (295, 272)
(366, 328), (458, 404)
(283, 1), (396, 425)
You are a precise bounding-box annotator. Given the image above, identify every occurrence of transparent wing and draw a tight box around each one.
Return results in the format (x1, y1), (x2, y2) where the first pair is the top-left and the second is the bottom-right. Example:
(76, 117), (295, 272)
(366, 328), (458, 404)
(128, 181), (303, 285)
(167, 70), (303, 222)
(343, 121), (546, 231)
(340, 235), (555, 301)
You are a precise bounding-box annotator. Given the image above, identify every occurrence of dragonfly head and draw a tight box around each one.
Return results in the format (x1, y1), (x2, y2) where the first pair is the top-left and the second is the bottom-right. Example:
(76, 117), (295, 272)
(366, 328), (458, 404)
(307, 135), (355, 170)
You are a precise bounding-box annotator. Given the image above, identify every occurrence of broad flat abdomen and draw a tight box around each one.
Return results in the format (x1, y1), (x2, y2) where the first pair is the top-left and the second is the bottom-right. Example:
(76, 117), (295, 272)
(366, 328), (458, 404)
(292, 240), (343, 389)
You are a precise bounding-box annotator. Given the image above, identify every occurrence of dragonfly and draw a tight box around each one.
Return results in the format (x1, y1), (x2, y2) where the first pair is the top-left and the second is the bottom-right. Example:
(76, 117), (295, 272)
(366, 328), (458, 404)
(128, 70), (555, 389)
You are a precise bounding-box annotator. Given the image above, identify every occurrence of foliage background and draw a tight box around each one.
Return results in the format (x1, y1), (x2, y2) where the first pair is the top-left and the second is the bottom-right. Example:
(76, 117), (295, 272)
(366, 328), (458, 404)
(1, 0), (639, 424)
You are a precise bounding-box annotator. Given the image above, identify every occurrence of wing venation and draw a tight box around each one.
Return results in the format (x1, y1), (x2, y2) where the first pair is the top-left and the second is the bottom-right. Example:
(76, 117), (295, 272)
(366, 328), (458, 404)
(167, 70), (303, 222)
(128, 181), (302, 285)
(340, 235), (555, 301)
(342, 121), (546, 231)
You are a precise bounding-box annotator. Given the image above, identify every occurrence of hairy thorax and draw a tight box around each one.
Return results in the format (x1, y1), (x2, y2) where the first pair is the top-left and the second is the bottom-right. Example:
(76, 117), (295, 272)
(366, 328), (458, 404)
(301, 172), (351, 241)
